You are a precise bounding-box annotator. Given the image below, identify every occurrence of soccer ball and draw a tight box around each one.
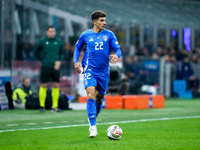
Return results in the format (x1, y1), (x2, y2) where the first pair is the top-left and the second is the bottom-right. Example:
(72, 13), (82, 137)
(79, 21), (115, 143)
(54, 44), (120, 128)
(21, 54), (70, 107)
(106, 125), (123, 140)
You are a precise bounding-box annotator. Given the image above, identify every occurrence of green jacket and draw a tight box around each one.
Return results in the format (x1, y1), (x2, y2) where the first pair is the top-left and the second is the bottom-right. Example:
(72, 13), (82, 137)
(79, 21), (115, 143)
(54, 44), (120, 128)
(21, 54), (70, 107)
(33, 36), (65, 67)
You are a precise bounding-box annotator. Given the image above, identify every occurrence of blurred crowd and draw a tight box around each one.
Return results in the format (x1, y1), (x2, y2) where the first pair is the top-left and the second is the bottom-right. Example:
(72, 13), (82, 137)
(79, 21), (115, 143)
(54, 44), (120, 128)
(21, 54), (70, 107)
(121, 45), (200, 95)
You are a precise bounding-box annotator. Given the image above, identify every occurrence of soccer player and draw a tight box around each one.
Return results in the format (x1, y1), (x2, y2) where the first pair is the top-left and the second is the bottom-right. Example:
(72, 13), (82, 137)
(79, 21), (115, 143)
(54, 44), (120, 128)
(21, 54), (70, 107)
(73, 10), (122, 137)
(33, 25), (65, 112)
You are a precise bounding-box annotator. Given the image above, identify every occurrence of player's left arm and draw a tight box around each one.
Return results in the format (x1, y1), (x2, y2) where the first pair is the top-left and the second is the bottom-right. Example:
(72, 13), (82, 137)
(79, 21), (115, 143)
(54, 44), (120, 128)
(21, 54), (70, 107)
(109, 48), (122, 63)
(109, 33), (122, 63)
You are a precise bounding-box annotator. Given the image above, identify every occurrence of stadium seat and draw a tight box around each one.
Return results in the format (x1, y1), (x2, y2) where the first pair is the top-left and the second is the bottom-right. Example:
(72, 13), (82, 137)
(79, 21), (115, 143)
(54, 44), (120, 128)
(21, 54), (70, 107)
(173, 80), (187, 94)
(173, 80), (193, 99)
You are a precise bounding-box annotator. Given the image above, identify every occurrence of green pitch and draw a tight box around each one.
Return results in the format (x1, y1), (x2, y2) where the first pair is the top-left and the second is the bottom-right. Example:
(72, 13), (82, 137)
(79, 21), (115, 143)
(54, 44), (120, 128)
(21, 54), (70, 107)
(0, 99), (200, 150)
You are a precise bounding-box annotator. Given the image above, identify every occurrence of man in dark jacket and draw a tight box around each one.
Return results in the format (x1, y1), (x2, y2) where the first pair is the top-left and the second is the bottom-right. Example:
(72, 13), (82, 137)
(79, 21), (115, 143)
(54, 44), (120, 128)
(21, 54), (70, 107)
(176, 55), (199, 89)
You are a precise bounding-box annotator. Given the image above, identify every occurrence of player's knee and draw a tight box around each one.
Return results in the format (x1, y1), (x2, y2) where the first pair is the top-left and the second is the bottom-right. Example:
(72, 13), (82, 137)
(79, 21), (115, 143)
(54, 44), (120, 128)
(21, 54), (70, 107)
(87, 92), (96, 99)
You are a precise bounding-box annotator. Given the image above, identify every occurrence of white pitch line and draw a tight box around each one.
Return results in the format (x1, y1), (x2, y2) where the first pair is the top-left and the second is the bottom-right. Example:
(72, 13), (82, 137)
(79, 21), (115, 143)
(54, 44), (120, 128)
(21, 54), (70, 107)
(0, 115), (200, 133)
(43, 122), (53, 124)
(6, 124), (18, 127)
(25, 123), (37, 125)
(75, 120), (85, 122)
(61, 121), (68, 123)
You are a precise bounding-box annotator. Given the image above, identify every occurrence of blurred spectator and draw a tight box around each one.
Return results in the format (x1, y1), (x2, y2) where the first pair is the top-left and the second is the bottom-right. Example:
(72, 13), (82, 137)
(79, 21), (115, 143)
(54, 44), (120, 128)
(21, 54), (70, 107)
(17, 43), (35, 60)
(191, 54), (198, 64)
(197, 57), (200, 64)
(131, 55), (141, 78)
(65, 42), (73, 62)
(124, 55), (143, 94)
(196, 47), (200, 56)
(170, 55), (177, 64)
(163, 47), (169, 56)
(121, 46), (131, 59)
(152, 52), (159, 59)
(22, 43), (35, 60)
(169, 47), (176, 56)
(141, 47), (149, 56)
(124, 56), (134, 79)
(156, 47), (163, 57)
(164, 54), (171, 63)
(176, 55), (199, 90)
(12, 77), (32, 107)
(146, 39), (153, 55)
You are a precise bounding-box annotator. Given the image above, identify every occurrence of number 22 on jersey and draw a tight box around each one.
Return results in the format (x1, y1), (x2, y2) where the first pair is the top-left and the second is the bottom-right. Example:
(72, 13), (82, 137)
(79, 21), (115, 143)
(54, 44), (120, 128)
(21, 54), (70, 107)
(95, 42), (103, 50)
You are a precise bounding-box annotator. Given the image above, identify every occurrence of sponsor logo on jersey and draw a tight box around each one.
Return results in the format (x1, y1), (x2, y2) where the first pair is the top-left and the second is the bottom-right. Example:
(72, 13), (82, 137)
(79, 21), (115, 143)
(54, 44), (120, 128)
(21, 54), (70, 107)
(89, 38), (94, 42)
(115, 41), (119, 45)
(54, 42), (58, 45)
(103, 35), (108, 41)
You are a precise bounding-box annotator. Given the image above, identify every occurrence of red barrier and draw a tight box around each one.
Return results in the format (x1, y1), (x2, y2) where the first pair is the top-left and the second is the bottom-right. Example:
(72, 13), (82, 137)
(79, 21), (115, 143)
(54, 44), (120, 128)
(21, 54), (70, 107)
(78, 96), (87, 103)
(123, 95), (164, 109)
(104, 96), (123, 109)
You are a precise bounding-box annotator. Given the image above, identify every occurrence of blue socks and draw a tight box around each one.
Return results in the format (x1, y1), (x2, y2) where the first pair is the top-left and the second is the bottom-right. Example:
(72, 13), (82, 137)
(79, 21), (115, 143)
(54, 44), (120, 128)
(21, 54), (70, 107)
(87, 99), (96, 126)
(95, 101), (102, 117)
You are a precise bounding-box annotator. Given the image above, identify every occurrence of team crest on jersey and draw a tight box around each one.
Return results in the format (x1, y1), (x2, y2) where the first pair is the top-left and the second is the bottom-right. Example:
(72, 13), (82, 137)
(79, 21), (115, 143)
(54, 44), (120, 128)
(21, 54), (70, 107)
(103, 35), (108, 41)
(85, 81), (88, 85)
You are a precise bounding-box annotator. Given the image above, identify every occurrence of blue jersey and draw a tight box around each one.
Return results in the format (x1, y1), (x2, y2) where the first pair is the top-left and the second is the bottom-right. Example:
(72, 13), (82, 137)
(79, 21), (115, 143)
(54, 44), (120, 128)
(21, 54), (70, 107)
(73, 29), (122, 76)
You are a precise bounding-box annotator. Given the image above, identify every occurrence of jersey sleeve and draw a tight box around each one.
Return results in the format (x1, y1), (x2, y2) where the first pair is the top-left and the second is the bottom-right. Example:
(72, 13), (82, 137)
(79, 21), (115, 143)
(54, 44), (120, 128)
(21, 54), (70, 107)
(109, 32), (122, 58)
(73, 33), (86, 63)
(33, 39), (43, 60)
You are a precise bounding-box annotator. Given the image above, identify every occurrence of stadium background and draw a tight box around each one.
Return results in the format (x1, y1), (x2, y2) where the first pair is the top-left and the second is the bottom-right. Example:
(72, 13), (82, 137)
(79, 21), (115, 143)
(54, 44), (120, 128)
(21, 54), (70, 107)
(0, 0), (200, 98)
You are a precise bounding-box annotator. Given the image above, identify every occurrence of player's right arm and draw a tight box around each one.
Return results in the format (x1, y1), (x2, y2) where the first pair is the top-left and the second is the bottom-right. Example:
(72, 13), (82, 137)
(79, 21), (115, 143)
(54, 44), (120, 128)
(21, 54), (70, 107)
(33, 39), (43, 60)
(73, 33), (85, 74)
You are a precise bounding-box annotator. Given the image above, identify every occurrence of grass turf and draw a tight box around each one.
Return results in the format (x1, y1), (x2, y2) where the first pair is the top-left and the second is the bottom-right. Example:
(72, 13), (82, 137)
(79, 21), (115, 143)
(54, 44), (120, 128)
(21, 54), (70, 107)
(0, 98), (200, 150)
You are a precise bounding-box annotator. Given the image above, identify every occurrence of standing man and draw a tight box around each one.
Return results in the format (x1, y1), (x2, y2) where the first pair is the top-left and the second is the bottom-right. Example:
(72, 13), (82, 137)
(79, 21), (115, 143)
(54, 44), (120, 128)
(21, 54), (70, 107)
(33, 25), (65, 112)
(73, 10), (122, 138)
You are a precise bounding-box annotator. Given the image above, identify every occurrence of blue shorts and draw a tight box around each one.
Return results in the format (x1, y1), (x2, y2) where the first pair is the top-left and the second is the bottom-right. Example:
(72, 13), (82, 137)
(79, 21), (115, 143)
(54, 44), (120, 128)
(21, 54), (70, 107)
(83, 71), (109, 95)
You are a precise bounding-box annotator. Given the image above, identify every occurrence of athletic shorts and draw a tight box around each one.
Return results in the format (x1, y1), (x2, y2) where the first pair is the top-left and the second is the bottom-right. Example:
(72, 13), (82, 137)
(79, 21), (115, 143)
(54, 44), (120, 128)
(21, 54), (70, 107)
(83, 71), (109, 95)
(40, 66), (60, 83)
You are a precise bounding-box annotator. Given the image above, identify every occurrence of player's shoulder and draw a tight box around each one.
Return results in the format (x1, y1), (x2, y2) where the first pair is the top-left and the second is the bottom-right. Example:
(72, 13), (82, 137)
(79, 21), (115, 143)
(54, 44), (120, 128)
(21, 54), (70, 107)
(81, 29), (93, 36)
(103, 29), (114, 34)
(103, 29), (115, 36)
